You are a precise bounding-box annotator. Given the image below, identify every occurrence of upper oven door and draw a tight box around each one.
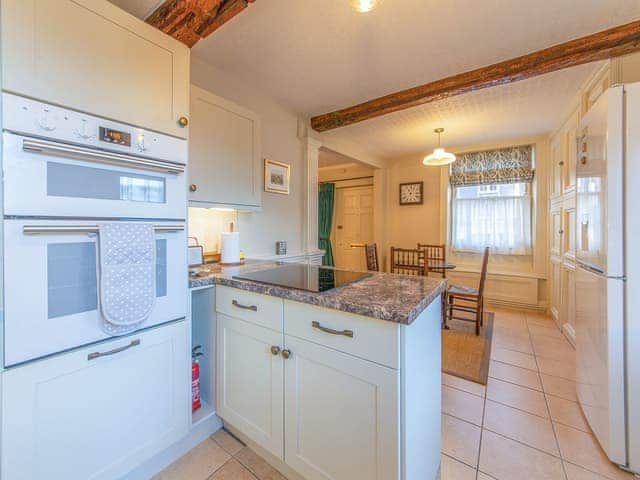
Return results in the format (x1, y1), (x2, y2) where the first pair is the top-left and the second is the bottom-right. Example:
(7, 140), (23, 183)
(2, 132), (187, 220)
(3, 219), (187, 367)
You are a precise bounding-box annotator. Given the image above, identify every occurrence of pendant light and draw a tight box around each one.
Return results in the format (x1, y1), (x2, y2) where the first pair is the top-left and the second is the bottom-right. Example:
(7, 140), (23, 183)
(423, 128), (456, 166)
(350, 0), (383, 13)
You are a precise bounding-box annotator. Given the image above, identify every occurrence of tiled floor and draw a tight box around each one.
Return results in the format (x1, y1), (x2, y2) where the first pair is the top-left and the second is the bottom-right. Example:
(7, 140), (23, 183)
(155, 307), (637, 480)
(442, 307), (637, 480)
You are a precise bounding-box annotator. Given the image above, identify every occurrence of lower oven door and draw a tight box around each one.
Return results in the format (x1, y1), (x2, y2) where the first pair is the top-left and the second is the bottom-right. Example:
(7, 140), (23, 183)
(3, 219), (187, 366)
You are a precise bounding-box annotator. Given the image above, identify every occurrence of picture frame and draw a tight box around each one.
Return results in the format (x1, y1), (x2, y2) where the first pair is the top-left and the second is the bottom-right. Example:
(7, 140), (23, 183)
(399, 181), (424, 205)
(264, 159), (291, 194)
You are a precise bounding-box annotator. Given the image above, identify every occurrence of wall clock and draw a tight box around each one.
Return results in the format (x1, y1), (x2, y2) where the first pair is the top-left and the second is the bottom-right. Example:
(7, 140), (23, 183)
(399, 182), (424, 205)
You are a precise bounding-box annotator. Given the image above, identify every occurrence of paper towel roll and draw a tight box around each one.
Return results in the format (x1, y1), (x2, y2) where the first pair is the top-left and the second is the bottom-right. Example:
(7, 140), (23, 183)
(221, 232), (240, 264)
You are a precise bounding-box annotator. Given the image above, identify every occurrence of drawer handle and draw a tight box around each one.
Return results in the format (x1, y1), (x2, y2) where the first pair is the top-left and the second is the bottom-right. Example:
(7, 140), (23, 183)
(88, 339), (141, 360)
(232, 300), (258, 312)
(311, 321), (354, 338)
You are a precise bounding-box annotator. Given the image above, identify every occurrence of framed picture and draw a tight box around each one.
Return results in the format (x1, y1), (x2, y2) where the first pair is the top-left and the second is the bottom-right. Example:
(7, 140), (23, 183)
(399, 181), (424, 205)
(264, 159), (291, 194)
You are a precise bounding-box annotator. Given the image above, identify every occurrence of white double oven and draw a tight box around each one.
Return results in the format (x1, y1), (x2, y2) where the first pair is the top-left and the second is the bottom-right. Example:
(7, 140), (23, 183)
(2, 93), (188, 366)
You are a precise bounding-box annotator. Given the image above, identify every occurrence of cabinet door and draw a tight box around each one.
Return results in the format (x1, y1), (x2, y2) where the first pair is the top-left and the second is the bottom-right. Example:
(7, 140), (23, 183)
(562, 264), (576, 333)
(550, 136), (564, 199)
(189, 86), (262, 208)
(550, 257), (563, 328)
(284, 335), (398, 480)
(564, 125), (578, 193)
(550, 204), (563, 257)
(1, 0), (190, 138)
(1, 321), (190, 480)
(563, 205), (577, 261)
(217, 314), (284, 458)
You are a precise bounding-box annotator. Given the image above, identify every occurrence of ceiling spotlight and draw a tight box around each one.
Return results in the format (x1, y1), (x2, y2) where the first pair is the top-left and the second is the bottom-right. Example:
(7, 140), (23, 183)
(350, 0), (383, 13)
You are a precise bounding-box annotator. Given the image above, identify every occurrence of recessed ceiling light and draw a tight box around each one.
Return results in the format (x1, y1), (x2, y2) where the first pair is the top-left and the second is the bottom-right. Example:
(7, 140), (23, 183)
(350, 0), (383, 13)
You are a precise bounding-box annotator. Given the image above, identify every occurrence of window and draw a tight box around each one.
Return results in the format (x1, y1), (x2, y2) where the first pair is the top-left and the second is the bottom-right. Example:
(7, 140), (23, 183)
(450, 145), (535, 255)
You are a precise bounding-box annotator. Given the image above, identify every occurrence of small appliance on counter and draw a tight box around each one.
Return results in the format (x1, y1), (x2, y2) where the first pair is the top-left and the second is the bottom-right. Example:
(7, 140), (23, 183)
(220, 222), (242, 265)
(188, 237), (204, 267)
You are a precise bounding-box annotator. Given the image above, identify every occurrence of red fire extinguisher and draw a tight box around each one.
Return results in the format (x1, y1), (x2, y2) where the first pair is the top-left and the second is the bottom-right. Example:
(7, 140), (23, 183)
(192, 345), (203, 412)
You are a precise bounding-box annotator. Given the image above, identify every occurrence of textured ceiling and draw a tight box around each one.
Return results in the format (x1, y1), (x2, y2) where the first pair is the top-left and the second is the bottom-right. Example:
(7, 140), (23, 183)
(111, 0), (639, 158)
(320, 63), (601, 159)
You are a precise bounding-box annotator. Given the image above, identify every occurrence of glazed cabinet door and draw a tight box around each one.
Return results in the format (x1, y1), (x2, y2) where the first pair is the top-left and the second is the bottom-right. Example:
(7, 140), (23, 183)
(1, 0), (190, 138)
(283, 335), (399, 480)
(189, 86), (262, 208)
(216, 314), (284, 459)
(1, 321), (190, 480)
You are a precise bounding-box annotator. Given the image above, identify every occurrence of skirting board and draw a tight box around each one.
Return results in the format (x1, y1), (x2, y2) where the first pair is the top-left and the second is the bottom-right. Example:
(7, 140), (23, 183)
(123, 414), (223, 479)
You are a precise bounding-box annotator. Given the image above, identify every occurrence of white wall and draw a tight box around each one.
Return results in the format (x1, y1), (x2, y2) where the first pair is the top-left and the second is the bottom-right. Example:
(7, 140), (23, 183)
(190, 57), (306, 258)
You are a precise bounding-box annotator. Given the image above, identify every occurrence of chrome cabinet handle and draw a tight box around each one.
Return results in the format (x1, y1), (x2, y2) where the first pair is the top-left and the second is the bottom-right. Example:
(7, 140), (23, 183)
(311, 321), (354, 338)
(270, 346), (281, 356)
(88, 339), (140, 360)
(281, 349), (292, 359)
(232, 300), (258, 312)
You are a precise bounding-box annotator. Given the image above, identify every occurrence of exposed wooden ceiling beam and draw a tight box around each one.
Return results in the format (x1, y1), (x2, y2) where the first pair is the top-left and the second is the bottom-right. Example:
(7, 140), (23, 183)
(146, 0), (256, 47)
(310, 20), (640, 132)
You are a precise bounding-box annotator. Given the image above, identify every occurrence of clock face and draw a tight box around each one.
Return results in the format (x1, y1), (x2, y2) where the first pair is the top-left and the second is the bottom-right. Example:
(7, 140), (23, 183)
(399, 182), (423, 205)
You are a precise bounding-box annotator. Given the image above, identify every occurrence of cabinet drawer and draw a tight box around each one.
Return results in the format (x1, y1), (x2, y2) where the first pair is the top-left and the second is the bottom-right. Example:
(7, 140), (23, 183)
(216, 285), (283, 332)
(284, 300), (399, 369)
(2, 321), (190, 480)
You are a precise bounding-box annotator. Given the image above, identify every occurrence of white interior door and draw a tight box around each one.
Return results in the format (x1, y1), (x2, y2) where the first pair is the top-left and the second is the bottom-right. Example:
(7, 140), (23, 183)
(331, 186), (374, 271)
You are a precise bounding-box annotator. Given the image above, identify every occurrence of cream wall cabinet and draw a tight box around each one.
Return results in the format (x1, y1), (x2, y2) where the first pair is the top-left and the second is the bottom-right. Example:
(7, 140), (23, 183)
(1, 0), (190, 138)
(550, 257), (563, 328)
(189, 86), (262, 208)
(215, 287), (442, 480)
(550, 135), (565, 200)
(1, 321), (190, 480)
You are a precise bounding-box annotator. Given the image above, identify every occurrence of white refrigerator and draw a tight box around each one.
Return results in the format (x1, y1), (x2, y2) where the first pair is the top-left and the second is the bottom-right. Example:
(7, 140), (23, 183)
(575, 81), (640, 475)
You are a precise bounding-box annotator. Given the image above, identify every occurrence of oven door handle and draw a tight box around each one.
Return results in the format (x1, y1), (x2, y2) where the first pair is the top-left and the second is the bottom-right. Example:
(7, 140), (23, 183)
(22, 224), (184, 235)
(22, 138), (185, 174)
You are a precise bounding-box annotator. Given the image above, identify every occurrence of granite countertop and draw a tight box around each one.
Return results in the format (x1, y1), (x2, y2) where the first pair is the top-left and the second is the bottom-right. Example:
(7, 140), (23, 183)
(189, 260), (446, 325)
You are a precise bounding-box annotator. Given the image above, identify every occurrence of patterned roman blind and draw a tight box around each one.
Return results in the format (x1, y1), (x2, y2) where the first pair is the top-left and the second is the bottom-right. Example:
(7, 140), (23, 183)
(450, 145), (535, 187)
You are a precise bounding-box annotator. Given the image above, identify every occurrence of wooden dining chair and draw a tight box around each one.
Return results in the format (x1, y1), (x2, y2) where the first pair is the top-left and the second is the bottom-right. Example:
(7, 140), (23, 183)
(417, 243), (447, 278)
(365, 243), (380, 272)
(443, 247), (490, 335)
(390, 247), (426, 276)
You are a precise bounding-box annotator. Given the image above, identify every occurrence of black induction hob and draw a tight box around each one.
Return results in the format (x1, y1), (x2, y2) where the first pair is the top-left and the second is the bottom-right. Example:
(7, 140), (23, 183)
(233, 264), (371, 293)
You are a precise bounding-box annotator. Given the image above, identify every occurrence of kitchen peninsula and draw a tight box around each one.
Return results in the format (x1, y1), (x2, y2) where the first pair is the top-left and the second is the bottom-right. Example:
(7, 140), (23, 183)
(190, 261), (445, 480)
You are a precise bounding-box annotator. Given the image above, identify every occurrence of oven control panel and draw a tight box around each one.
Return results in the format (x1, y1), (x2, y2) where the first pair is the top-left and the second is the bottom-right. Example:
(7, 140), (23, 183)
(99, 127), (131, 146)
(1, 92), (187, 165)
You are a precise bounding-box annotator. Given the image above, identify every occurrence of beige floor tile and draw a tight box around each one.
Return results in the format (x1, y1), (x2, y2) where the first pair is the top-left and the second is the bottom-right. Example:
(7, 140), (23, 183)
(532, 336), (575, 361)
(479, 429), (565, 480)
(441, 454), (477, 480)
(537, 356), (577, 381)
(547, 395), (590, 432)
(235, 447), (287, 480)
(490, 347), (538, 371)
(483, 400), (559, 455)
(564, 462), (614, 480)
(442, 373), (486, 397)
(442, 385), (485, 426)
(441, 414), (482, 468)
(528, 323), (567, 340)
(154, 439), (230, 480)
(486, 378), (548, 418)
(209, 459), (257, 480)
(212, 429), (245, 456)
(489, 360), (542, 390)
(541, 374), (579, 402)
(493, 332), (535, 355)
(477, 473), (496, 480)
(555, 423), (635, 480)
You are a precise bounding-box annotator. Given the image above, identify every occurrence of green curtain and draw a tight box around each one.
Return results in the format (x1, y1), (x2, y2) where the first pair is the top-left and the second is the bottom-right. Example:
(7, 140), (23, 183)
(318, 183), (335, 266)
